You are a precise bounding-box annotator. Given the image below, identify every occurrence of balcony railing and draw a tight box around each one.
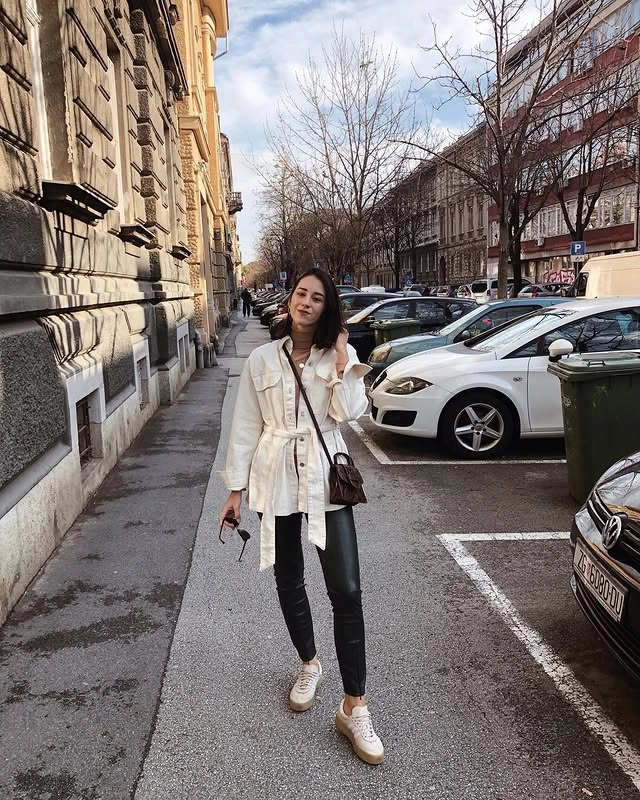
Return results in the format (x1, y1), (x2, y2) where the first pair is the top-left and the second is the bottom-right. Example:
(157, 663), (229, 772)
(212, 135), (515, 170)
(228, 191), (243, 214)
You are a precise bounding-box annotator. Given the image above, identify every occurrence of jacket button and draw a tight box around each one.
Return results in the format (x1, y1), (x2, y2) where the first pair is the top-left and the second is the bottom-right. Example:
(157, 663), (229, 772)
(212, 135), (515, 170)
(299, 462), (305, 467)
(299, 437), (304, 442)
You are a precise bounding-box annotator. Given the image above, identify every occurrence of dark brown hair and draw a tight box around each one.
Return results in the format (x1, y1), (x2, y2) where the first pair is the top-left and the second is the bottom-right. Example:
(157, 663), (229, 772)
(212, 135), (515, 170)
(273, 268), (344, 348)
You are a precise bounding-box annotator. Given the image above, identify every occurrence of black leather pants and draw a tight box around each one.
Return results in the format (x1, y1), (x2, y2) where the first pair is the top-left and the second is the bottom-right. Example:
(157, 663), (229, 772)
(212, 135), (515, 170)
(273, 506), (366, 696)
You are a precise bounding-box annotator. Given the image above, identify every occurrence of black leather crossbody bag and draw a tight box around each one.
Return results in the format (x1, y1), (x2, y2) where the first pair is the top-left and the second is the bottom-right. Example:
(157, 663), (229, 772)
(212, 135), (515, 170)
(283, 345), (367, 506)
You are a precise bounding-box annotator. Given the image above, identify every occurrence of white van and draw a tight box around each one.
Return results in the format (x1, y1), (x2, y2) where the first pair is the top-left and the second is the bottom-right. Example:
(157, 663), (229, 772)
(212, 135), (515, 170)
(470, 277), (531, 303)
(576, 251), (640, 298)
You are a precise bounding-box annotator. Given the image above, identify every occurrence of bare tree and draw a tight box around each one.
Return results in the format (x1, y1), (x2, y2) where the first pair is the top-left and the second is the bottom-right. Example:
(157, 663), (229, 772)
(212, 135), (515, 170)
(415, 0), (603, 296)
(266, 27), (416, 282)
(537, 53), (639, 255)
(367, 165), (430, 287)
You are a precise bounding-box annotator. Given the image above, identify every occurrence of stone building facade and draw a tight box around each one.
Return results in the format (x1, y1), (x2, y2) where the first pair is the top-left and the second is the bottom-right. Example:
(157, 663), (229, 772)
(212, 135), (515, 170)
(174, 0), (241, 355)
(361, 162), (439, 289)
(435, 129), (488, 287)
(0, 0), (200, 624)
(364, 149), (487, 290)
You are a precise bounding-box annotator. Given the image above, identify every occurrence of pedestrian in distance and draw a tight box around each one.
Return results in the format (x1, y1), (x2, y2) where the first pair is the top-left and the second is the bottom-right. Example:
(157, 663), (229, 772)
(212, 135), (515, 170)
(218, 267), (384, 765)
(241, 287), (252, 317)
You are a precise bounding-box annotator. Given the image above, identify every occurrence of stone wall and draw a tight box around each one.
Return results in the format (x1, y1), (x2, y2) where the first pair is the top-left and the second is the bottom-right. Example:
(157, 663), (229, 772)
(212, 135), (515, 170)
(0, 0), (197, 626)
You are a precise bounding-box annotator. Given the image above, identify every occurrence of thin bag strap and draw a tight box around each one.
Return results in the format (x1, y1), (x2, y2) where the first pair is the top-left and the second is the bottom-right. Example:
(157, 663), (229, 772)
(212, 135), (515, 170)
(283, 344), (334, 465)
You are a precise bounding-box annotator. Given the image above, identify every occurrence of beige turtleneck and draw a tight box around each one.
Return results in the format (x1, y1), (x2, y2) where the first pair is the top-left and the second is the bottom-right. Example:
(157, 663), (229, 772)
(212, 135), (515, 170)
(289, 326), (315, 414)
(290, 326), (315, 378)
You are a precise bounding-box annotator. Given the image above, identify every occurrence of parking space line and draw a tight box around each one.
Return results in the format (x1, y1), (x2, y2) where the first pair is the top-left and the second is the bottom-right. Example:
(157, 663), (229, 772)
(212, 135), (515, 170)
(438, 532), (640, 792)
(447, 532), (570, 542)
(348, 420), (567, 466)
(347, 420), (393, 464)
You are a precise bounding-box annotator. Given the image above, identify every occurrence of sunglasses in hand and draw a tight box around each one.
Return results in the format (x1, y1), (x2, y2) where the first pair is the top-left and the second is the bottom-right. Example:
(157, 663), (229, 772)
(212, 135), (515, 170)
(218, 515), (251, 562)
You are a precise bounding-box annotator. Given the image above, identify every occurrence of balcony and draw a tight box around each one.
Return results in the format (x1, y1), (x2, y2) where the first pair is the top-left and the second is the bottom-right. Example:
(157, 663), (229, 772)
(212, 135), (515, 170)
(228, 191), (243, 214)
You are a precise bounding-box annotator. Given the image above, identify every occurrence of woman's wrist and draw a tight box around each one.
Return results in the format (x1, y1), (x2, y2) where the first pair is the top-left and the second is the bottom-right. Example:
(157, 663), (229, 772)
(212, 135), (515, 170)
(335, 355), (348, 378)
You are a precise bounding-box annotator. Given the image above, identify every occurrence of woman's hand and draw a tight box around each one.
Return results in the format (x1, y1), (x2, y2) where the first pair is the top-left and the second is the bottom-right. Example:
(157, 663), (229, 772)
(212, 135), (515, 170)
(219, 491), (243, 528)
(335, 328), (349, 378)
(336, 327), (349, 355)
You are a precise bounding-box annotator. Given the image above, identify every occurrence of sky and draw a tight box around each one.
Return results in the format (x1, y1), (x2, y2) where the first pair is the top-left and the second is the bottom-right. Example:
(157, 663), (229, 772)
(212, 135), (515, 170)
(213, 0), (495, 263)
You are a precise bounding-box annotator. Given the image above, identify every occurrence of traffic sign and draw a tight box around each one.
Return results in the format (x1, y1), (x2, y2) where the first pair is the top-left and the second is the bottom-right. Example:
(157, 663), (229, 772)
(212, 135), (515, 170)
(279, 271), (287, 282)
(344, 274), (353, 285)
(404, 273), (413, 286)
(570, 241), (586, 257)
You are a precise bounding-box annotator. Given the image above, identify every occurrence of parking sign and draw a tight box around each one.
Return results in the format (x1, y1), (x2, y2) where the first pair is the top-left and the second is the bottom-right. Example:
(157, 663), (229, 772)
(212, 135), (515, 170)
(570, 241), (586, 257)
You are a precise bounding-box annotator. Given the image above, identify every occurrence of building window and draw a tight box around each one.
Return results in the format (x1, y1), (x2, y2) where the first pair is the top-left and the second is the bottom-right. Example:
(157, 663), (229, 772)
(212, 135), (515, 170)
(26, 0), (51, 178)
(136, 357), (149, 408)
(76, 398), (92, 465)
(178, 334), (190, 373)
(164, 121), (178, 239)
(106, 39), (131, 223)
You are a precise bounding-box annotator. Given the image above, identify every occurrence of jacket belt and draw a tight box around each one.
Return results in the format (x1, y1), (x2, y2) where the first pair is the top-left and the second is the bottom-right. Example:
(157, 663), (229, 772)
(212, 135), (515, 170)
(257, 424), (336, 570)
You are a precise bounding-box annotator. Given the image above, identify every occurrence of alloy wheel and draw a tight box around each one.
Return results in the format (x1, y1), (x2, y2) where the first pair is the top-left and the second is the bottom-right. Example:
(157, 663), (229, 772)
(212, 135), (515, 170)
(452, 402), (505, 453)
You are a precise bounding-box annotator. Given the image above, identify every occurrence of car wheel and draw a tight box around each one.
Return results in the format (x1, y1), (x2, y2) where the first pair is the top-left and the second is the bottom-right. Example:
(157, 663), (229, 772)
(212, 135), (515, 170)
(439, 391), (515, 459)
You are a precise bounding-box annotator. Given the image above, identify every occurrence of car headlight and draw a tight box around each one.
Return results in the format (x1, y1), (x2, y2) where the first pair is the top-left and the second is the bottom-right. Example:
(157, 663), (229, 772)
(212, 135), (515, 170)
(385, 377), (432, 395)
(369, 345), (391, 363)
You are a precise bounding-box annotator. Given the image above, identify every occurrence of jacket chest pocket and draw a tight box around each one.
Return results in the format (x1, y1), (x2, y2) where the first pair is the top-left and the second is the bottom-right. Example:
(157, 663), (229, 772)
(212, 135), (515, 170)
(253, 370), (282, 393)
(253, 370), (284, 423)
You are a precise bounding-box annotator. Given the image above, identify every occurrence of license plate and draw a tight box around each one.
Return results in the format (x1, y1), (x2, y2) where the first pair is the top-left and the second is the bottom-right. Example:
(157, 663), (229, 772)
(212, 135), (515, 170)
(573, 541), (627, 623)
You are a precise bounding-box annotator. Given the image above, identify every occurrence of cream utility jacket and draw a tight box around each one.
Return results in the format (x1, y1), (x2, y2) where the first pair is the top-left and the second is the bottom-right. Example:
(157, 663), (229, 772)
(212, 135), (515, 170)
(221, 336), (370, 570)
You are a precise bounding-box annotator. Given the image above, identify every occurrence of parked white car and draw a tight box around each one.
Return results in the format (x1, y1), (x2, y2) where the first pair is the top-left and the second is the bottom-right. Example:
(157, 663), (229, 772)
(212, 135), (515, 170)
(369, 298), (640, 458)
(470, 277), (532, 303)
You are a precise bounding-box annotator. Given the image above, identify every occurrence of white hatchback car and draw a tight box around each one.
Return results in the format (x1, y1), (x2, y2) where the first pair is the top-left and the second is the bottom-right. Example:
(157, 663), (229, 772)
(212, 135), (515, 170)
(369, 298), (640, 458)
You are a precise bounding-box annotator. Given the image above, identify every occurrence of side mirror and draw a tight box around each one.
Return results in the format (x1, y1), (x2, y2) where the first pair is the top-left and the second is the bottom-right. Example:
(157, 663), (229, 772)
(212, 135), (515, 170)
(548, 338), (574, 362)
(455, 330), (472, 342)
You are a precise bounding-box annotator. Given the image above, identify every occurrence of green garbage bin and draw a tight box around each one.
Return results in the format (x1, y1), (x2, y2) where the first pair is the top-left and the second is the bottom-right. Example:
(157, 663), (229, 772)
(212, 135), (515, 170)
(547, 351), (640, 503)
(371, 319), (423, 347)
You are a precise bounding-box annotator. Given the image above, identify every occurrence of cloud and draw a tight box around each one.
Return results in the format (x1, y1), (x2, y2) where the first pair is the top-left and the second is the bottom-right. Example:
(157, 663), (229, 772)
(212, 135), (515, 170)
(215, 0), (506, 262)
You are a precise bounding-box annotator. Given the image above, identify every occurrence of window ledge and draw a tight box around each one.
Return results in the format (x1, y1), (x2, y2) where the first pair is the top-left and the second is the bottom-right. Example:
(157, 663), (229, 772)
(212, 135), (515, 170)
(170, 243), (192, 260)
(118, 223), (157, 248)
(40, 181), (116, 224)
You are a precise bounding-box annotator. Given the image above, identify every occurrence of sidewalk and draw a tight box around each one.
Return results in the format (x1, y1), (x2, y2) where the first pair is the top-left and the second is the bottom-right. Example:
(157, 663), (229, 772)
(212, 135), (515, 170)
(0, 318), (404, 800)
(0, 316), (252, 799)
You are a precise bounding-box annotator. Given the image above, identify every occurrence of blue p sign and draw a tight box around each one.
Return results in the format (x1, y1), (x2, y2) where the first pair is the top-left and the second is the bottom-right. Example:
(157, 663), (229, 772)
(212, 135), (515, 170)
(570, 241), (586, 256)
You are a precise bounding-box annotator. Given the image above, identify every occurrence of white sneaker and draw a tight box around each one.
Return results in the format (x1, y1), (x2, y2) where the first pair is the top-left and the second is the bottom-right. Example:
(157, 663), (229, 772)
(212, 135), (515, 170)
(288, 661), (323, 711)
(336, 700), (384, 764)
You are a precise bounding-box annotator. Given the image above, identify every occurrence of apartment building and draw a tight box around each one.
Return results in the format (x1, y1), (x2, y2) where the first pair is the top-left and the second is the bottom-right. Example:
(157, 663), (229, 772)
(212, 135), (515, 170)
(487, 0), (640, 282)
(361, 161), (439, 289)
(436, 128), (488, 287)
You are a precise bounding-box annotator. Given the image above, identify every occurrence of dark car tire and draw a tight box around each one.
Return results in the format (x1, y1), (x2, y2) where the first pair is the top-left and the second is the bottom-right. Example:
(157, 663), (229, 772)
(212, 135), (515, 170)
(439, 391), (516, 459)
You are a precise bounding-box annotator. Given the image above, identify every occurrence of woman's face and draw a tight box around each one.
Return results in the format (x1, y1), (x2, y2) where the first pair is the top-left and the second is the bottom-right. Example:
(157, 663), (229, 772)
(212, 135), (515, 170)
(289, 275), (326, 329)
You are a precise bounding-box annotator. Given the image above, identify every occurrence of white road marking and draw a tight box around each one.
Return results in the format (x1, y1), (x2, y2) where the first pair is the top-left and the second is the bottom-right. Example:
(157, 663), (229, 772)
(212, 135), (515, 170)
(438, 531), (640, 793)
(449, 531), (570, 542)
(347, 420), (567, 466)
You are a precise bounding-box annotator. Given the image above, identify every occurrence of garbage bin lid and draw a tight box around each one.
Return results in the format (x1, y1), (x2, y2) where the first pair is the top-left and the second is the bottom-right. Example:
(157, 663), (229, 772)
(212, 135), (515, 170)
(548, 350), (640, 381)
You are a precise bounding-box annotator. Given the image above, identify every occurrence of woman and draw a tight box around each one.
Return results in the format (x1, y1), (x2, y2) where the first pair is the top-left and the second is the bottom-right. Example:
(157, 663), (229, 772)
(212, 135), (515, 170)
(219, 268), (384, 765)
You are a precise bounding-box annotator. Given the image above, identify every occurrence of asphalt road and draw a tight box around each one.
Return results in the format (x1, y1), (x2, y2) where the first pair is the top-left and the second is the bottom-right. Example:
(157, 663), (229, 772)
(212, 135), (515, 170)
(1, 316), (640, 799)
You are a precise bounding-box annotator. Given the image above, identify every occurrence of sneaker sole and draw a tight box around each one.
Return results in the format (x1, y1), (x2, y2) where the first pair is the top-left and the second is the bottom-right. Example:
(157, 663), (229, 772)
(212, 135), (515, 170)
(288, 674), (323, 712)
(335, 714), (385, 765)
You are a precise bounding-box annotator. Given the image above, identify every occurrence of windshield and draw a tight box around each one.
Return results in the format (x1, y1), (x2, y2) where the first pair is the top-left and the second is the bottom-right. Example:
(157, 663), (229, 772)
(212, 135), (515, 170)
(467, 308), (578, 351)
(348, 301), (387, 323)
(437, 305), (483, 336)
